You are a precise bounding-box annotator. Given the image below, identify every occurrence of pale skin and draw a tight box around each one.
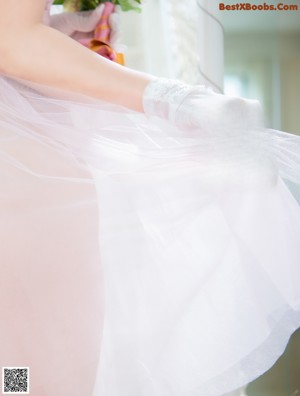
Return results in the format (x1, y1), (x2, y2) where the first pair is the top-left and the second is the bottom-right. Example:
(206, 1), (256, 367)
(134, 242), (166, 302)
(0, 0), (154, 112)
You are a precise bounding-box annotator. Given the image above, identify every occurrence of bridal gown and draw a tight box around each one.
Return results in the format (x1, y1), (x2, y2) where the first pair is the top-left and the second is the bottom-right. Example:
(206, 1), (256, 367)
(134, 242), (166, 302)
(0, 3), (300, 396)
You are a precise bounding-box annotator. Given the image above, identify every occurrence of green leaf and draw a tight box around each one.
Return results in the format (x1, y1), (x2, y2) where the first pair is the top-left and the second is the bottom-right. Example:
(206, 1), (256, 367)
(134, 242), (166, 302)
(80, 0), (100, 11)
(117, 0), (142, 12)
(53, 0), (142, 12)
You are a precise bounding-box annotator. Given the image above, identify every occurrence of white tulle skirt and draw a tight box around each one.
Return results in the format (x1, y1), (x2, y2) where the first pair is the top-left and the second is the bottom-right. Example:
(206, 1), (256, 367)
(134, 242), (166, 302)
(0, 74), (300, 396)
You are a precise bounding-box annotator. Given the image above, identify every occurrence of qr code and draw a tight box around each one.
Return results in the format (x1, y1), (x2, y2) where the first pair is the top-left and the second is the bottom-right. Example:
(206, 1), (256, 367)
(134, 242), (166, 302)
(2, 367), (29, 394)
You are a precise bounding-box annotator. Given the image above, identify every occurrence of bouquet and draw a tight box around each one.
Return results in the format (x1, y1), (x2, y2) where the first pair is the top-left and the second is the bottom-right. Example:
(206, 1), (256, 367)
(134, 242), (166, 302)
(53, 0), (142, 12)
(51, 0), (142, 65)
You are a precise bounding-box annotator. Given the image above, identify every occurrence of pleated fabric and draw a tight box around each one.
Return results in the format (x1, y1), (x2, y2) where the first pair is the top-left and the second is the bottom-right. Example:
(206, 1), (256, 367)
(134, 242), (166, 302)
(0, 75), (300, 396)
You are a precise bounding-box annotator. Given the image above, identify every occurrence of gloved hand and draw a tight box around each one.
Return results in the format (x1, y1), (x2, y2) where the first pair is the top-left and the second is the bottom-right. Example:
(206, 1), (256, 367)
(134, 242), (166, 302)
(143, 78), (263, 135)
(48, 5), (120, 47)
(49, 4), (104, 38)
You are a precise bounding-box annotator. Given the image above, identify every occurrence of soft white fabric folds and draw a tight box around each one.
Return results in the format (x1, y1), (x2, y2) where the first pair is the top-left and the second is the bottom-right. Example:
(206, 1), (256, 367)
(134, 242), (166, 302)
(0, 75), (300, 396)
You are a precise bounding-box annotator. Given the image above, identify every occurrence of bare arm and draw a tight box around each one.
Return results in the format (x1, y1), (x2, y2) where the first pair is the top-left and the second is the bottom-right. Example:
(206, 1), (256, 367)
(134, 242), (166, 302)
(0, 0), (153, 112)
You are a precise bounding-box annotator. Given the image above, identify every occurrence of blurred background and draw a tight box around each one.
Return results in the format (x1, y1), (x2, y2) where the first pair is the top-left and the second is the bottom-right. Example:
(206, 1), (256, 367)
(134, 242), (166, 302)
(223, 13), (300, 395)
(223, 3), (300, 135)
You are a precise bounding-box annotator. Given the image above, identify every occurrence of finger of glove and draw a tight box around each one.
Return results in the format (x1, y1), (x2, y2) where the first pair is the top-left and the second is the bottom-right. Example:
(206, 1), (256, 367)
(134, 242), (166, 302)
(109, 12), (120, 31)
(69, 4), (105, 32)
(210, 94), (264, 129)
(108, 12), (120, 46)
(181, 92), (264, 132)
(83, 4), (105, 31)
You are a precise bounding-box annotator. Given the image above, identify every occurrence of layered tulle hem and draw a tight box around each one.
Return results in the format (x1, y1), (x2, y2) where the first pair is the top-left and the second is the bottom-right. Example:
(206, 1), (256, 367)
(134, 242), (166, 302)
(0, 74), (300, 396)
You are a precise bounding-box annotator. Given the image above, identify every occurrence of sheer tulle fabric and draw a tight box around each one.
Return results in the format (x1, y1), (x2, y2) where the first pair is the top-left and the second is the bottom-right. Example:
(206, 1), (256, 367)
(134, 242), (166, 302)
(0, 74), (300, 396)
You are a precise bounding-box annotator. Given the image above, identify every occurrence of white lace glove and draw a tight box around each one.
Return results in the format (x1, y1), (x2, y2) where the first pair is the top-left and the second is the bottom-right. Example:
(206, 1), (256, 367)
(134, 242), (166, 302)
(143, 78), (263, 134)
(49, 5), (120, 47)
(49, 5), (104, 36)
